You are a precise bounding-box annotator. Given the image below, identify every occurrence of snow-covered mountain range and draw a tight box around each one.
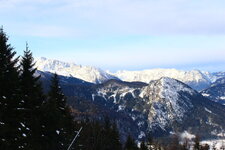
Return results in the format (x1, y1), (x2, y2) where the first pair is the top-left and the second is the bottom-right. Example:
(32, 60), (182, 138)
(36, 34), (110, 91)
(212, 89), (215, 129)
(35, 57), (224, 91)
(35, 57), (118, 84)
(114, 69), (219, 91)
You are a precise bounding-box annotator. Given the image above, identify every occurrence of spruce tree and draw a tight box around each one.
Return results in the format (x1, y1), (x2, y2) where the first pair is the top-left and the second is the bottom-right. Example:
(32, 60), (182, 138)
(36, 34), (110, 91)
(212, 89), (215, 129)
(124, 135), (138, 150)
(44, 73), (74, 149)
(101, 118), (122, 150)
(140, 141), (148, 150)
(146, 133), (154, 150)
(193, 136), (201, 150)
(0, 27), (23, 149)
(19, 44), (46, 149)
(110, 122), (122, 150)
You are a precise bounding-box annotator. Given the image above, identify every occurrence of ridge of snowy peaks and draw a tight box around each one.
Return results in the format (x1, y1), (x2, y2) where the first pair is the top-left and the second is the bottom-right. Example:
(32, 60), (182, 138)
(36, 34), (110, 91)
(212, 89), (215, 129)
(35, 57), (118, 84)
(113, 69), (215, 91)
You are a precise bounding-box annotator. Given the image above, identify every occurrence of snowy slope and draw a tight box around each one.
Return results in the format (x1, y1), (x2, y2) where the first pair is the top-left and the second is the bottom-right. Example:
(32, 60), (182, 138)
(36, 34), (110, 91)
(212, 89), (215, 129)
(35, 57), (118, 84)
(114, 69), (214, 91)
(92, 77), (225, 139)
(140, 77), (196, 130)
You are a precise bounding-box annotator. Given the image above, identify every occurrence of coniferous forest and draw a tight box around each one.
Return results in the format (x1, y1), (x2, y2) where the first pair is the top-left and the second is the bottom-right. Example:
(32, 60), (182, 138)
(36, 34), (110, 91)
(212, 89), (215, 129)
(0, 28), (223, 150)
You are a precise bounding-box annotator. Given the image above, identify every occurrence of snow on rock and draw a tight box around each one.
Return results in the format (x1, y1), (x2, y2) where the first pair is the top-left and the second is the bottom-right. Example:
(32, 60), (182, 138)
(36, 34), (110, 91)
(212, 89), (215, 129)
(20, 122), (25, 128)
(180, 131), (196, 140)
(141, 77), (196, 130)
(35, 57), (117, 84)
(114, 69), (213, 91)
(95, 77), (200, 132)
(138, 131), (145, 139)
(201, 139), (225, 150)
(56, 130), (60, 135)
(96, 84), (139, 104)
(205, 107), (212, 114)
(220, 96), (225, 100)
(202, 93), (210, 97)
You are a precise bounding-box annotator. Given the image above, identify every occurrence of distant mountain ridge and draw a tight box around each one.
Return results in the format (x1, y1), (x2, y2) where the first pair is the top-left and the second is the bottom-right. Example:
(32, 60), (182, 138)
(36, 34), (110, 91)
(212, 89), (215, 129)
(35, 57), (224, 91)
(114, 69), (220, 91)
(35, 57), (119, 84)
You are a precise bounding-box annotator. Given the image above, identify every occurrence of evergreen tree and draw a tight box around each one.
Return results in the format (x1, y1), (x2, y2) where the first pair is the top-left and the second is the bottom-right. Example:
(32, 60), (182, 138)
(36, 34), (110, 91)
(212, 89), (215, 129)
(44, 73), (75, 149)
(146, 133), (154, 150)
(140, 141), (148, 150)
(110, 122), (122, 150)
(200, 144), (209, 150)
(193, 136), (201, 150)
(124, 135), (138, 150)
(102, 118), (122, 150)
(0, 27), (23, 149)
(167, 134), (181, 150)
(19, 45), (46, 149)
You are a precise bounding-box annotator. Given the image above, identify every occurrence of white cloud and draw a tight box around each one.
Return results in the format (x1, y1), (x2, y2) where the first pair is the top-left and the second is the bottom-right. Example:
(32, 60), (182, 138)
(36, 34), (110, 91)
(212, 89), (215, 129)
(1, 0), (225, 72)
(1, 0), (225, 37)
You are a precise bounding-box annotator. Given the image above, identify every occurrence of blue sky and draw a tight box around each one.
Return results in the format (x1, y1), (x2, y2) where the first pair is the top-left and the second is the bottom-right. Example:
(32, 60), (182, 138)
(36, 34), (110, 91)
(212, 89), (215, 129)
(1, 0), (225, 72)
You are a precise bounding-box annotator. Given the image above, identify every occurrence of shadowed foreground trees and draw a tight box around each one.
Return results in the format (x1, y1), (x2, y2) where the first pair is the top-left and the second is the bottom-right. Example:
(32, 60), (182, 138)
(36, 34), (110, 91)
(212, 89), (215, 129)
(43, 73), (75, 149)
(72, 117), (122, 150)
(19, 45), (46, 149)
(0, 28), (76, 150)
(0, 26), (23, 150)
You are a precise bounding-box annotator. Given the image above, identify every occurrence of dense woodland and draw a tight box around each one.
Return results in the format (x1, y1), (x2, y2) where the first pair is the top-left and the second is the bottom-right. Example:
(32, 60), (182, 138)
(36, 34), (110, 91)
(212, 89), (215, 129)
(0, 28), (224, 150)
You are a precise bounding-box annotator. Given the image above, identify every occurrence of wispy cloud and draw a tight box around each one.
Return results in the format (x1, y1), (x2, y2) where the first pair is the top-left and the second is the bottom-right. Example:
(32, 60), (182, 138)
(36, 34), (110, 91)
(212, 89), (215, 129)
(1, 0), (225, 72)
(1, 0), (225, 37)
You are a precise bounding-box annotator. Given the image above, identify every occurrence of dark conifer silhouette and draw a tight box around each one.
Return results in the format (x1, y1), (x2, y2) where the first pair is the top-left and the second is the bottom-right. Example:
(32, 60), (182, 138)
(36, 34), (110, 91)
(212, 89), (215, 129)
(124, 135), (138, 150)
(193, 135), (201, 150)
(44, 73), (75, 149)
(110, 122), (122, 150)
(140, 141), (148, 150)
(0, 27), (22, 149)
(19, 44), (46, 149)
